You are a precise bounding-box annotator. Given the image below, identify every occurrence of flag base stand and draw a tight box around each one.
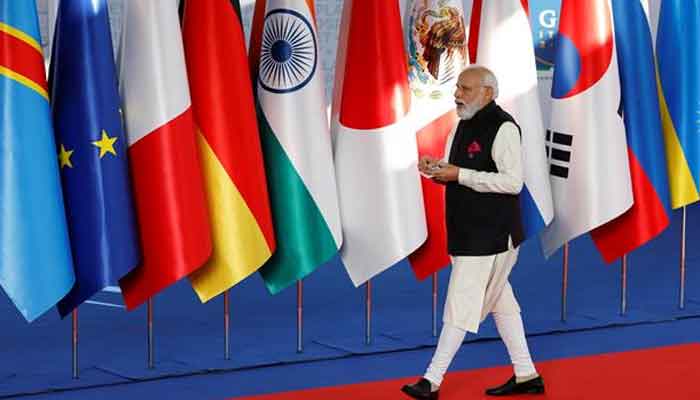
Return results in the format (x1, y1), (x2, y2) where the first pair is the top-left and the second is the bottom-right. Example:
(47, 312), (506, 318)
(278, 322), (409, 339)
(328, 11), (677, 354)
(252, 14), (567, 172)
(72, 309), (79, 379)
(365, 280), (372, 345)
(147, 299), (154, 369)
(562, 243), (569, 322)
(297, 280), (303, 353)
(224, 291), (230, 360)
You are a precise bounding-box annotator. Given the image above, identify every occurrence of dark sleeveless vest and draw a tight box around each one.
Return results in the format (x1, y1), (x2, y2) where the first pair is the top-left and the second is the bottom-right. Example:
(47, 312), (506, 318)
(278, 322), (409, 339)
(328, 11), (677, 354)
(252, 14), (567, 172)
(445, 101), (525, 256)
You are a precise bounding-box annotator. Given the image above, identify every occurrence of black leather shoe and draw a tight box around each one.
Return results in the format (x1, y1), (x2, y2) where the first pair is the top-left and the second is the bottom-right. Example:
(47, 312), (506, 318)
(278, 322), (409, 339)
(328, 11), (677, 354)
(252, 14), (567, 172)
(401, 378), (439, 399)
(485, 375), (545, 396)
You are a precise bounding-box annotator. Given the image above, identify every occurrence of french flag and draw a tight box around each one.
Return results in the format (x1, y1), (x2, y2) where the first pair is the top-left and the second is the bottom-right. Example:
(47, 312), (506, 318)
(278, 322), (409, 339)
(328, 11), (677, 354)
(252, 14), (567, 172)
(118, 1), (213, 309)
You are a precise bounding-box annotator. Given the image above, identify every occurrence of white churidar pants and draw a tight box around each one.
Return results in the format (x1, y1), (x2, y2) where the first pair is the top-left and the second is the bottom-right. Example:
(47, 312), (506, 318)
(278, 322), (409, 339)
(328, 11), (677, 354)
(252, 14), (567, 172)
(424, 245), (536, 386)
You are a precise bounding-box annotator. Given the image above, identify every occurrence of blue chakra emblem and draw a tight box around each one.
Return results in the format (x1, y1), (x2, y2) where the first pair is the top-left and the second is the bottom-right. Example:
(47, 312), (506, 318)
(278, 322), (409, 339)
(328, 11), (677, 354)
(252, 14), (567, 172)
(259, 9), (317, 94)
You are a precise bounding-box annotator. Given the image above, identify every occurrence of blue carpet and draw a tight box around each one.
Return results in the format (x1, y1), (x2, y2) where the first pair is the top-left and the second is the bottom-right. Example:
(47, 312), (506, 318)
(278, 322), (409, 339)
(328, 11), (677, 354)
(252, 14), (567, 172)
(14, 317), (700, 400)
(1, 204), (700, 398)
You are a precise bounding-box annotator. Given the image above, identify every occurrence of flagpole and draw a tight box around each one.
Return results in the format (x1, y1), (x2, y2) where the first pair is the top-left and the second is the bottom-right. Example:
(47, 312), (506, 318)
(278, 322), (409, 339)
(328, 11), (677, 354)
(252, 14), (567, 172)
(365, 279), (372, 345)
(72, 309), (78, 379)
(561, 242), (569, 322)
(147, 298), (154, 369)
(620, 254), (628, 315)
(48, 0), (59, 56)
(432, 272), (438, 337)
(680, 206), (687, 309)
(297, 280), (303, 353)
(224, 290), (230, 360)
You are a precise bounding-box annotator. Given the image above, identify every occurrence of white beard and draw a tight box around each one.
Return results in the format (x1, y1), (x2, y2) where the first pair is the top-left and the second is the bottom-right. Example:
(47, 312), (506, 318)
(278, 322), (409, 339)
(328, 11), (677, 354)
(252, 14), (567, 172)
(456, 95), (487, 120)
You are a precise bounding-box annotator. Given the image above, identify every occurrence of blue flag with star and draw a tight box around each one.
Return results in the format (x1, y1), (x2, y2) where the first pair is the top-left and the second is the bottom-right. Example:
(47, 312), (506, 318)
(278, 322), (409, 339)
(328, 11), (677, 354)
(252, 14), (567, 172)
(50, 0), (140, 317)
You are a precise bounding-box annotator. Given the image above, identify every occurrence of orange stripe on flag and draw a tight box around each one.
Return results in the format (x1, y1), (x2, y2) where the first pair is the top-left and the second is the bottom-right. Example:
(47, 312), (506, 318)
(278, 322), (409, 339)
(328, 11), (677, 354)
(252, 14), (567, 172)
(306, 0), (317, 25)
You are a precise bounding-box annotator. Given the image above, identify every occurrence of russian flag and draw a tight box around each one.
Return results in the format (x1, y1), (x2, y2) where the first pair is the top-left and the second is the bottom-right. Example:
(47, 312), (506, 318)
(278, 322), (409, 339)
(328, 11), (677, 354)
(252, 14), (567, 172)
(590, 0), (671, 263)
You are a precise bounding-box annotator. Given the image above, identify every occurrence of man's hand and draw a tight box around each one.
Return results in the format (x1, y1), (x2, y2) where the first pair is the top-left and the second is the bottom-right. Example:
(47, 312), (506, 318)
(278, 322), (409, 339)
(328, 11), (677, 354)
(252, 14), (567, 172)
(418, 155), (441, 175)
(431, 163), (459, 182)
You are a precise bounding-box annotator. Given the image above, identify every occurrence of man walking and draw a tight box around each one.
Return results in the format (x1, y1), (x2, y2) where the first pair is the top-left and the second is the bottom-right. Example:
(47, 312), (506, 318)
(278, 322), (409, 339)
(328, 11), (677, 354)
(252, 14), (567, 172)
(402, 66), (545, 398)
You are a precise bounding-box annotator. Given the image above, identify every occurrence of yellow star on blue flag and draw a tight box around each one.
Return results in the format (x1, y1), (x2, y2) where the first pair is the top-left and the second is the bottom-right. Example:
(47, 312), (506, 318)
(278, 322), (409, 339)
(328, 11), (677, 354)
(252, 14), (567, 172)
(92, 130), (118, 158)
(58, 144), (74, 168)
(49, 0), (140, 318)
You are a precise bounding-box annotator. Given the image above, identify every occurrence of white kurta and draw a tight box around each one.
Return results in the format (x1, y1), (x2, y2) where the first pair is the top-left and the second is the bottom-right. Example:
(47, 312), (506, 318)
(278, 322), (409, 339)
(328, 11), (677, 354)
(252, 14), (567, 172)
(441, 121), (524, 333)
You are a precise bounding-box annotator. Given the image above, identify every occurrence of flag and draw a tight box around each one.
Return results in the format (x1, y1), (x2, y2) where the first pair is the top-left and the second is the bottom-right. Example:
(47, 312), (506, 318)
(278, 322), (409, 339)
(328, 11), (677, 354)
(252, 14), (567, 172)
(540, 0), (633, 257)
(473, 0), (554, 241)
(467, 0), (483, 62)
(405, 0), (467, 280)
(332, 0), (427, 286)
(652, 0), (700, 209)
(50, 0), (140, 317)
(182, 0), (276, 302)
(589, 0), (670, 263)
(249, 0), (342, 294)
(0, 0), (75, 322)
(118, 0), (212, 309)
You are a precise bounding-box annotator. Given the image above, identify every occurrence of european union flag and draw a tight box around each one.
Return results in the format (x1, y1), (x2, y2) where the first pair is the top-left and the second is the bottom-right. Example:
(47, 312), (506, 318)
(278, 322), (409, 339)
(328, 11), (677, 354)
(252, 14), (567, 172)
(50, 0), (140, 317)
(0, 1), (75, 322)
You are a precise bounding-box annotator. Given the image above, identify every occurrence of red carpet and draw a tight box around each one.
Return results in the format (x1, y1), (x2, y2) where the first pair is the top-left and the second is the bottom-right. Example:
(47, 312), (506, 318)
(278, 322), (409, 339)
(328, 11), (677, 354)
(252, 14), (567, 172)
(232, 343), (700, 399)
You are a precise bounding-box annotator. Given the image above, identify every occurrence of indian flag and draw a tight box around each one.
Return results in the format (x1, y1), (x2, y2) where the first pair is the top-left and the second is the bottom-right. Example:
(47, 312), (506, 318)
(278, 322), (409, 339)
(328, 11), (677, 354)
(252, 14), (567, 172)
(250, 0), (342, 294)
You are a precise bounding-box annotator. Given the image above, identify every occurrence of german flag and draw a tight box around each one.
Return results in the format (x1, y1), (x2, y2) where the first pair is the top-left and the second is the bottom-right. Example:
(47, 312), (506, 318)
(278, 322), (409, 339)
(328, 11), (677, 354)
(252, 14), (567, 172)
(182, 0), (276, 302)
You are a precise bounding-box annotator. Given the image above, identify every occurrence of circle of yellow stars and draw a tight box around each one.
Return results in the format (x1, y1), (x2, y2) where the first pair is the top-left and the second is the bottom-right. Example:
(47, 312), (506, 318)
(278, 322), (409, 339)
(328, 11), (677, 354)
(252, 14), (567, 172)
(59, 130), (118, 169)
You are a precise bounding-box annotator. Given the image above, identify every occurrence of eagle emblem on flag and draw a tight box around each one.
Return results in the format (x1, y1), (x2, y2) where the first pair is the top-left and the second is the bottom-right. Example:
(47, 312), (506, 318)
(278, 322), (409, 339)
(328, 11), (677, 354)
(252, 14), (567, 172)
(408, 0), (467, 100)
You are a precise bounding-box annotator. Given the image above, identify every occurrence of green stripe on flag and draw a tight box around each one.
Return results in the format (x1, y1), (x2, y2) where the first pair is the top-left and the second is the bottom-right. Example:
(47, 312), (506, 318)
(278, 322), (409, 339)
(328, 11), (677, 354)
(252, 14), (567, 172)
(257, 107), (338, 295)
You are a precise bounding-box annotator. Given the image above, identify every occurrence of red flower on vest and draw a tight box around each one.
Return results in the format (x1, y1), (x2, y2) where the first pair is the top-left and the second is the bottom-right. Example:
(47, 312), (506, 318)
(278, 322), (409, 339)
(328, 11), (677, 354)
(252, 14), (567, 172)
(467, 140), (481, 159)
